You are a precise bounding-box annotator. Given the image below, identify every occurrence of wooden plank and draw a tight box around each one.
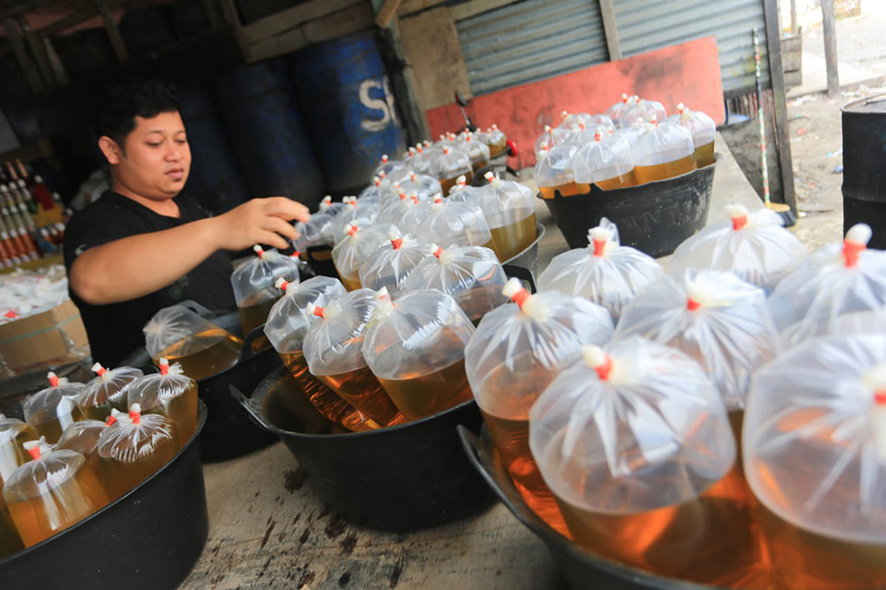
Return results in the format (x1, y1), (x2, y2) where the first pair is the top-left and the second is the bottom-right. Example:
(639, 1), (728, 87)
(821, 0), (839, 97)
(242, 0), (360, 41)
(380, 20), (431, 143)
(376, 0), (404, 27)
(599, 0), (622, 61)
(783, 69), (802, 88)
(37, 9), (98, 37)
(450, 0), (516, 21)
(3, 18), (44, 94)
(94, 0), (129, 62)
(16, 15), (53, 88)
(398, 0), (446, 18)
(763, 0), (797, 214)
(244, 2), (375, 63)
(425, 36), (724, 167)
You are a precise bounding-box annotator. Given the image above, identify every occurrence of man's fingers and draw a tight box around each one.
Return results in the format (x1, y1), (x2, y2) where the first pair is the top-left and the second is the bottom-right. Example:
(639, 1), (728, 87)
(264, 197), (311, 222)
(258, 230), (291, 251)
(264, 216), (299, 241)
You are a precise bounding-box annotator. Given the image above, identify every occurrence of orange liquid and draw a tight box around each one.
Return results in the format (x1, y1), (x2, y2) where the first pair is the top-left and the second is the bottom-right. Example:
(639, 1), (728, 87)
(55, 425), (105, 481)
(7, 463), (108, 547)
(488, 143), (507, 158)
(480, 409), (568, 536)
(554, 464), (772, 588)
(27, 403), (84, 445)
(377, 358), (473, 421)
(337, 271), (362, 292)
(279, 350), (374, 432)
(440, 171), (474, 196)
(540, 182), (581, 199)
(0, 507), (22, 557)
(471, 159), (490, 173)
(141, 382), (199, 446)
(0, 427), (38, 485)
(593, 170), (637, 191)
(489, 211), (537, 262)
(99, 432), (179, 501)
(695, 141), (715, 168)
(238, 294), (279, 351)
(317, 366), (404, 428)
(155, 329), (242, 381)
(633, 154), (695, 185)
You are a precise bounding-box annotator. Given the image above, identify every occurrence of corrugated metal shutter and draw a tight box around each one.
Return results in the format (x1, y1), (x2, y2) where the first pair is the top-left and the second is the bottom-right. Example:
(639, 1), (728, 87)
(611, 0), (769, 96)
(455, 0), (609, 96)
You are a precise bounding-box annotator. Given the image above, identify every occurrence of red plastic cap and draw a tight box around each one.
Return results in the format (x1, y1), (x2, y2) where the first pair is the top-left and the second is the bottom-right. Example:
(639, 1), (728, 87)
(687, 298), (701, 311)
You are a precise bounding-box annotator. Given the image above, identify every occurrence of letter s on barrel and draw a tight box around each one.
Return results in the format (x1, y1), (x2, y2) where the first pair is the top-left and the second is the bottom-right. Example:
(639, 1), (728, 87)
(359, 77), (399, 132)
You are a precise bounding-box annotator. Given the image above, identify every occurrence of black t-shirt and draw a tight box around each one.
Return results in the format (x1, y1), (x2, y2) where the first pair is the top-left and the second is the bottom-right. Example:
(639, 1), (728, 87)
(63, 190), (235, 367)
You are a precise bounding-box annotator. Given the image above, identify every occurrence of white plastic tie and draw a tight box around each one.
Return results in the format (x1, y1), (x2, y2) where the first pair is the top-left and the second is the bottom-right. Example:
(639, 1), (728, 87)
(275, 277), (290, 292)
(581, 345), (613, 380)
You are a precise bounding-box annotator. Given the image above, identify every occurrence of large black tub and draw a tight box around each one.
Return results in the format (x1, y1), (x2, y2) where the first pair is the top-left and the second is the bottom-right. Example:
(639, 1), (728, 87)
(842, 95), (886, 248)
(0, 403), (209, 590)
(121, 301), (279, 462)
(233, 367), (495, 532)
(458, 427), (728, 590)
(540, 155), (720, 258)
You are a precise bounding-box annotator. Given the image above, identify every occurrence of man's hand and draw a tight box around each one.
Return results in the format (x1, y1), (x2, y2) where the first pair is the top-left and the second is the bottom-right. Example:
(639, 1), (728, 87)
(209, 197), (311, 251)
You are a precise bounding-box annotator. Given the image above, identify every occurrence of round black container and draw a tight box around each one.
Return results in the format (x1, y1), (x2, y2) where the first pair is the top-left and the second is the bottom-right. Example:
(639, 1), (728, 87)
(458, 427), (725, 590)
(120, 301), (279, 462)
(233, 367), (495, 532)
(842, 95), (886, 248)
(0, 403), (209, 590)
(540, 156), (719, 258)
(305, 245), (339, 280)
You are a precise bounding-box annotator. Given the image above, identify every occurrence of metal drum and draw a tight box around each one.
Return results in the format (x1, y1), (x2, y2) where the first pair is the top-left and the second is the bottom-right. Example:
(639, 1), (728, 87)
(842, 95), (886, 248)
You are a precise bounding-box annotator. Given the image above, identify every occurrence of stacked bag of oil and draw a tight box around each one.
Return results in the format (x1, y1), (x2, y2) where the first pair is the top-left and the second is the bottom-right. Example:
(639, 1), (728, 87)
(533, 95), (716, 198)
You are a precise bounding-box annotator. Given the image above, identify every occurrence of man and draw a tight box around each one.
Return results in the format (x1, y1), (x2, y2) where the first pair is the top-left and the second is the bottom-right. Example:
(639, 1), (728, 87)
(64, 79), (310, 366)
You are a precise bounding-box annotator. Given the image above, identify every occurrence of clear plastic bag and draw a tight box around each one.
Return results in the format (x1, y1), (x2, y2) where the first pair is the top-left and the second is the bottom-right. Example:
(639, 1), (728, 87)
(317, 195), (346, 217)
(430, 146), (473, 194)
(356, 178), (386, 207)
(529, 338), (735, 577)
(670, 204), (808, 293)
(78, 364), (144, 421)
(412, 142), (440, 176)
(3, 439), (108, 546)
(395, 195), (435, 236)
(605, 94), (632, 127)
(391, 170), (443, 203)
(538, 219), (663, 320)
(468, 172), (537, 262)
(667, 103), (716, 167)
(97, 404), (179, 501)
(445, 175), (479, 202)
(375, 189), (414, 226)
(231, 245), (301, 336)
(331, 197), (380, 243)
(631, 119), (695, 184)
(372, 154), (406, 180)
(768, 224), (886, 347)
(400, 244), (508, 323)
(460, 133), (490, 172)
(23, 372), (84, 444)
(480, 124), (508, 158)
(127, 358), (198, 445)
(358, 232), (429, 295)
(293, 210), (336, 254)
(143, 305), (242, 381)
(615, 268), (779, 410)
(571, 129), (635, 191)
(331, 221), (399, 291)
(621, 96), (667, 128)
(535, 143), (579, 198)
(535, 125), (554, 159)
(0, 415), (37, 489)
(362, 289), (475, 420)
(415, 197), (492, 249)
(55, 418), (110, 477)
(743, 334), (886, 587)
(303, 290), (403, 428)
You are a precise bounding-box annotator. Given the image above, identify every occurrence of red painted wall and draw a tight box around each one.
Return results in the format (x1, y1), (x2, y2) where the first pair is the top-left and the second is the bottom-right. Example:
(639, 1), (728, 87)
(426, 36), (724, 167)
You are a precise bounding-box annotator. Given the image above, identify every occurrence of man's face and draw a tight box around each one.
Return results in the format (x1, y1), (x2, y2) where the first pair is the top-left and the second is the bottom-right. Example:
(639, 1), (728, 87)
(104, 111), (191, 200)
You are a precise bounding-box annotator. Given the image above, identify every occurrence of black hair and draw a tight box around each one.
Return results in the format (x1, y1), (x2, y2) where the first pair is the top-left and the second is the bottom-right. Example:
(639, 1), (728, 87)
(95, 79), (180, 148)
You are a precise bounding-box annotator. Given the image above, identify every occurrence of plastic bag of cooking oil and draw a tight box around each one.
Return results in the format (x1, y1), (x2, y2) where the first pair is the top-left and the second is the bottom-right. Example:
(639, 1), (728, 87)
(302, 290), (402, 428)
(331, 197), (380, 243)
(631, 118), (695, 184)
(0, 415), (37, 489)
(535, 143), (579, 198)
(667, 103), (717, 167)
(621, 96), (667, 128)
(538, 219), (662, 320)
(670, 204), (807, 293)
(231, 245), (301, 336)
(468, 171), (537, 262)
(143, 305), (242, 381)
(768, 224), (886, 347)
(358, 232), (429, 295)
(571, 129), (635, 191)
(481, 124), (508, 158)
(78, 364), (144, 422)
(743, 334), (886, 588)
(294, 212), (335, 254)
(23, 372), (84, 444)
(318, 195), (346, 217)
(401, 244), (508, 323)
(3, 438), (108, 547)
(558, 115), (614, 147)
(615, 268), (779, 411)
(331, 221), (400, 291)
(455, 133), (490, 174)
(127, 358), (197, 445)
(390, 170), (443, 203)
(535, 125), (554, 157)
(415, 197), (492, 249)
(446, 175), (479, 202)
(372, 154), (406, 180)
(356, 178), (386, 207)
(396, 195), (435, 236)
(430, 146), (473, 194)
(362, 289), (475, 421)
(606, 93), (633, 126)
(375, 188), (415, 226)
(56, 418), (112, 475)
(97, 404), (179, 501)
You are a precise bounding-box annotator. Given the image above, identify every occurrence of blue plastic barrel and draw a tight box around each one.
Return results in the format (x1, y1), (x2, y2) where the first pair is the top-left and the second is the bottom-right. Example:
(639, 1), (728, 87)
(213, 58), (326, 208)
(177, 82), (248, 213)
(289, 31), (405, 195)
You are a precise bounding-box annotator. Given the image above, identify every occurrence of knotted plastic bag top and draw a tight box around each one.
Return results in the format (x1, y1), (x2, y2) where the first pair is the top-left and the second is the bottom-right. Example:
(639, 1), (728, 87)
(230, 245), (301, 308)
(143, 305), (232, 359)
(358, 232), (429, 295)
(78, 364), (144, 421)
(302, 289), (380, 376)
(264, 276), (347, 354)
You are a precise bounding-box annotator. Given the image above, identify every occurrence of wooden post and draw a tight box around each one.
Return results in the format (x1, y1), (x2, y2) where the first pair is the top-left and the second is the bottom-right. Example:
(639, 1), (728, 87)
(3, 18), (44, 94)
(377, 23), (430, 145)
(95, 0), (129, 62)
(17, 16), (54, 89)
(599, 0), (622, 61)
(790, 0), (797, 34)
(763, 0), (797, 215)
(376, 0), (403, 28)
(821, 0), (839, 98)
